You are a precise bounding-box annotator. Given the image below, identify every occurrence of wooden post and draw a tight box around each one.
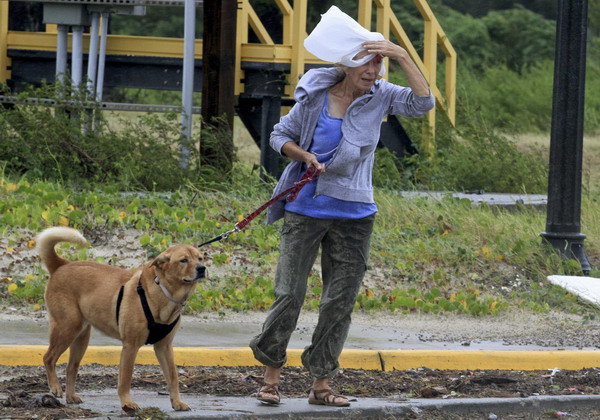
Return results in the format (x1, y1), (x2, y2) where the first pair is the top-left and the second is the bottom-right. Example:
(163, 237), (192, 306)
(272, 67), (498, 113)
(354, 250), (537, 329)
(357, 0), (372, 29)
(0, 1), (9, 84)
(421, 5), (437, 153)
(376, 0), (390, 82)
(201, 0), (237, 171)
(288, 0), (306, 96)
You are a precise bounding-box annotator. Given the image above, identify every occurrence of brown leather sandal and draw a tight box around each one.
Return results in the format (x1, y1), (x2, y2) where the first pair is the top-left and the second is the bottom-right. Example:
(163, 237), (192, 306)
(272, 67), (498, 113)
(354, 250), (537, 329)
(308, 388), (350, 407)
(257, 382), (281, 405)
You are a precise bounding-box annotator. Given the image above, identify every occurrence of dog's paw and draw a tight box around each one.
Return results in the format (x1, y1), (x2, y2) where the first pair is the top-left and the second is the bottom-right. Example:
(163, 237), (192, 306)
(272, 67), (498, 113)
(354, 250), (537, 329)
(50, 386), (63, 398)
(172, 400), (191, 411)
(121, 402), (140, 416)
(66, 394), (83, 404)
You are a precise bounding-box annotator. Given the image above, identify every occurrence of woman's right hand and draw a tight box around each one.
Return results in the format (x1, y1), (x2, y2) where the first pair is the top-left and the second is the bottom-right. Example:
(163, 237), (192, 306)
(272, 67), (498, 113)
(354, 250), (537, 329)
(304, 152), (326, 173)
(281, 141), (326, 173)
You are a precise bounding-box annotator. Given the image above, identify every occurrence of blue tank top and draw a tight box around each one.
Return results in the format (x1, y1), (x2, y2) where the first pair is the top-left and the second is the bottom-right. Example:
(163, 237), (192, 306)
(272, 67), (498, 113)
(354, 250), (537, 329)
(284, 94), (378, 219)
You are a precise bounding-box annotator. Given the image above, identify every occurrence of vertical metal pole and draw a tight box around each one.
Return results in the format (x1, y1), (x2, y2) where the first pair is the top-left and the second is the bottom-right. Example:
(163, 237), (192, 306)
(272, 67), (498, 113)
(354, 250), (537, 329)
(87, 12), (100, 96)
(260, 96), (282, 179)
(71, 25), (83, 88)
(541, 0), (591, 274)
(95, 12), (109, 101)
(180, 0), (196, 168)
(56, 24), (68, 84)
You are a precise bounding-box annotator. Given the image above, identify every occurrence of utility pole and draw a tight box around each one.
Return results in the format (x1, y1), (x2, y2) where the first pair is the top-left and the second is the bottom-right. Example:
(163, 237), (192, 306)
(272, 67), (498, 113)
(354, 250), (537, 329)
(541, 0), (591, 274)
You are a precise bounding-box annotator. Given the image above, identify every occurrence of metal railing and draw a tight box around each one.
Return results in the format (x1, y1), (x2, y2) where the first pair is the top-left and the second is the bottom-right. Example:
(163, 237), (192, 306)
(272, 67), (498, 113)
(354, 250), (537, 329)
(236, 0), (457, 152)
(0, 95), (201, 113)
(5, 0), (203, 6)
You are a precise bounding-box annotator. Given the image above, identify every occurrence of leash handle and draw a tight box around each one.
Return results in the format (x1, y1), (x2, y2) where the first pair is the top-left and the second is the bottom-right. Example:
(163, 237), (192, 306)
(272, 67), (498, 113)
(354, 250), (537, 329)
(198, 166), (321, 247)
(236, 165), (321, 231)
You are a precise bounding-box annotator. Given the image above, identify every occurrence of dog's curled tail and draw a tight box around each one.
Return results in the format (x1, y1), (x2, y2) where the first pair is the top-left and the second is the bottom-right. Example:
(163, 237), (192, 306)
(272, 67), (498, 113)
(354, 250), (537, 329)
(36, 227), (88, 274)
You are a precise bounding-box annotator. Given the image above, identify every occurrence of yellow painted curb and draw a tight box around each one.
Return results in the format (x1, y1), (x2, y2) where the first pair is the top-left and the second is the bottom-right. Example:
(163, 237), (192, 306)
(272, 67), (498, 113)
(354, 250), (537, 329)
(1, 345), (598, 371)
(379, 350), (600, 371)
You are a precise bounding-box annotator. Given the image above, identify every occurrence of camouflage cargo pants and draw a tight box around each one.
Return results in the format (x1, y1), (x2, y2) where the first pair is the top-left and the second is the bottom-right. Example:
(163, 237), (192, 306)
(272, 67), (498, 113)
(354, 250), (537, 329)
(249, 211), (375, 378)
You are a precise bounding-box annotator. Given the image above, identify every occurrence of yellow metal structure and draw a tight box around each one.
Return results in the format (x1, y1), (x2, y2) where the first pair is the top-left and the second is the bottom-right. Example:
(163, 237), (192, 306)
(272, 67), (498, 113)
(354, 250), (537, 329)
(0, 0), (456, 149)
(0, 1), (10, 82)
(235, 0), (457, 150)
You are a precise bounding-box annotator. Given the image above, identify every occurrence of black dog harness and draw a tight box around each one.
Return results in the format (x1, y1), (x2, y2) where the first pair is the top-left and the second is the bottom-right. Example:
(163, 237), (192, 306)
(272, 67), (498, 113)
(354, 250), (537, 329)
(116, 280), (180, 345)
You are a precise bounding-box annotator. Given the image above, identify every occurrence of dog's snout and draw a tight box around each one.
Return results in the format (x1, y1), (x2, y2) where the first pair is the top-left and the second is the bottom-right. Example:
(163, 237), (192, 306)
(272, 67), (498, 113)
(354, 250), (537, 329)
(196, 265), (206, 278)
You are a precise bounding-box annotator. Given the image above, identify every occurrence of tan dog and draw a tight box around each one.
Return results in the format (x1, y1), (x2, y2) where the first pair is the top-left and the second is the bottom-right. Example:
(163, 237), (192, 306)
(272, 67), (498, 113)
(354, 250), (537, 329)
(36, 226), (206, 414)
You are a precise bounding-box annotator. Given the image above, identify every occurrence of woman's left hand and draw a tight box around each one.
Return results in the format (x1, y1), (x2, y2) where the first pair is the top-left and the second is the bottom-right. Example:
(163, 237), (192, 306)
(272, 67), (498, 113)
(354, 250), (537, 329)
(362, 40), (430, 96)
(362, 40), (406, 62)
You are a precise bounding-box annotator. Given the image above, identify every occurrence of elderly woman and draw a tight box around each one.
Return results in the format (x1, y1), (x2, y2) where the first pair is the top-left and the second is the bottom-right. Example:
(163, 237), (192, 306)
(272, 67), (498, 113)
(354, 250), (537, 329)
(249, 6), (434, 407)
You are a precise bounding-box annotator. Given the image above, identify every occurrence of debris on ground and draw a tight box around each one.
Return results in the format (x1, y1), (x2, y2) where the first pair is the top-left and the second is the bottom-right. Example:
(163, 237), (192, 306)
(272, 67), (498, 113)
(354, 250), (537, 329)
(1, 365), (600, 419)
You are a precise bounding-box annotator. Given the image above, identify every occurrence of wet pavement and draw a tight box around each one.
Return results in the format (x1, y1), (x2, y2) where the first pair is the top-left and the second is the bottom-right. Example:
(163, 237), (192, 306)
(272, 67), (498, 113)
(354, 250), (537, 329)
(1, 313), (596, 352)
(71, 391), (600, 419)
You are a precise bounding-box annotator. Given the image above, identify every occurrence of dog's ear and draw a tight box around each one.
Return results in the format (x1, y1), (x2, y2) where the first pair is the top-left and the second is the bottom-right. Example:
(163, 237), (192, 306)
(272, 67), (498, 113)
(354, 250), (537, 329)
(152, 254), (170, 269)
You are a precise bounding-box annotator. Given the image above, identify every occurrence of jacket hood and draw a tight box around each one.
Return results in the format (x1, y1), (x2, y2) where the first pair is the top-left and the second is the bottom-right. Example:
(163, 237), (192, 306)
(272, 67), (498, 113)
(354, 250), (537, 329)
(294, 67), (383, 104)
(294, 67), (343, 104)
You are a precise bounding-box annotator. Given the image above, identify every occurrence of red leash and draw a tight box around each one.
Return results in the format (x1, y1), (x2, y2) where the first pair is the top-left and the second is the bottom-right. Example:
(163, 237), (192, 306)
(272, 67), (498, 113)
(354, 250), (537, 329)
(198, 166), (321, 247)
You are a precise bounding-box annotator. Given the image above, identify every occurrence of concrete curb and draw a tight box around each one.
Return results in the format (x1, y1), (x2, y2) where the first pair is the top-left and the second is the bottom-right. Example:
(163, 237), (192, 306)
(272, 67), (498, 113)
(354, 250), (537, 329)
(1, 345), (599, 370)
(75, 393), (600, 419)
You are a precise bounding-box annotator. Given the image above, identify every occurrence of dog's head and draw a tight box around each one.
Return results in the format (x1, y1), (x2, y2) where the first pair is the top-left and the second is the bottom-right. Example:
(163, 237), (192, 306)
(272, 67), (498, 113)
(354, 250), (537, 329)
(151, 245), (207, 285)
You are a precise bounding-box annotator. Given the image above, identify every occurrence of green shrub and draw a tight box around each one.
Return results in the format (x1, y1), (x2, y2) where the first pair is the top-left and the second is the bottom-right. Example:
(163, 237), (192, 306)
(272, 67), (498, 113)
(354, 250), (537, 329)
(418, 127), (547, 193)
(0, 83), (237, 190)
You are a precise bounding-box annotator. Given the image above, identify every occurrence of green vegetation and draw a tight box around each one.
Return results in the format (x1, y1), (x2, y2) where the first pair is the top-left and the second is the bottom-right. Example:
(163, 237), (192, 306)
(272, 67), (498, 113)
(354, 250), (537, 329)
(0, 84), (232, 191)
(1, 163), (599, 317)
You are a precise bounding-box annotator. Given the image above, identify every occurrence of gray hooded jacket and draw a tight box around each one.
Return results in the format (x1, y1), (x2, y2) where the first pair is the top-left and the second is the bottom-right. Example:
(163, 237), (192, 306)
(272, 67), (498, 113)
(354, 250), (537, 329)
(266, 67), (435, 225)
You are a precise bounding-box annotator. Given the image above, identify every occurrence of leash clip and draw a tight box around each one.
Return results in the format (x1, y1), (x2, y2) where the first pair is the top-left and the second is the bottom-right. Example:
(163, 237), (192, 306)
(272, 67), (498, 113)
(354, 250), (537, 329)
(221, 225), (241, 240)
(198, 225), (240, 247)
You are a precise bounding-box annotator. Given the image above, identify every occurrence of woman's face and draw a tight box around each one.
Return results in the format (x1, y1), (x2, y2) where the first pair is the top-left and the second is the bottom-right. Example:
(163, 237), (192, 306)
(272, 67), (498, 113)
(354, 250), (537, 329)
(343, 51), (382, 91)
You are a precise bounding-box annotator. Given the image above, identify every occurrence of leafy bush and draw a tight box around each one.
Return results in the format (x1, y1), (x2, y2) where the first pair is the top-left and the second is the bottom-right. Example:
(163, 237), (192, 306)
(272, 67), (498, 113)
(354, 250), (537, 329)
(0, 83), (236, 190)
(434, 8), (496, 71)
(417, 126), (547, 193)
(481, 7), (555, 73)
(390, 114), (548, 194)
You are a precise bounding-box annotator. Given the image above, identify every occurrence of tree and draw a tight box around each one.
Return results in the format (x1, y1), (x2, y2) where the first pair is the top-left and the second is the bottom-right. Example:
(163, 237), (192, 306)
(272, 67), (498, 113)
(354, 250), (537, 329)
(109, 6), (203, 38)
(589, 0), (600, 37)
(482, 6), (555, 72)
(440, 0), (557, 20)
(436, 9), (495, 71)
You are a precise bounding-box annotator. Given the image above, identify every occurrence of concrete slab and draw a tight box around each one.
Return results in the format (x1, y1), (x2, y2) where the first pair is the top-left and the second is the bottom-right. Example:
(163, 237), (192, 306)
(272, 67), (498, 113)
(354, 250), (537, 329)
(548, 275), (600, 306)
(1, 315), (593, 351)
(59, 391), (600, 419)
(400, 191), (547, 209)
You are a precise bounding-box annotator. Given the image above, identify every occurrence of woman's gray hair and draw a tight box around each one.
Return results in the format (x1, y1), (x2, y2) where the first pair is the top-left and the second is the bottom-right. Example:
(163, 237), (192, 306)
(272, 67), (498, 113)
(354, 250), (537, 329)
(332, 64), (347, 79)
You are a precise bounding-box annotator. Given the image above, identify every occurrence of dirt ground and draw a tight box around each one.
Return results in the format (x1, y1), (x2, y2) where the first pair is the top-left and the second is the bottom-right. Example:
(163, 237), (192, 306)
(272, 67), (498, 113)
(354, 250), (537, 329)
(1, 364), (600, 419)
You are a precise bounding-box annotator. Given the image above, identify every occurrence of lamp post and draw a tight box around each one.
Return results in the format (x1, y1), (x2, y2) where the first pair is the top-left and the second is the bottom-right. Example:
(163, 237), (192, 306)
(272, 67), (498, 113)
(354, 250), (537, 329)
(541, 0), (591, 274)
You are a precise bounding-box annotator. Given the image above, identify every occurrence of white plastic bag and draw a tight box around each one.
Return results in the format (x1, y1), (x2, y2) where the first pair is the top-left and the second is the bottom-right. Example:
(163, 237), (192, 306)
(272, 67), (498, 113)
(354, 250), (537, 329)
(304, 6), (386, 75)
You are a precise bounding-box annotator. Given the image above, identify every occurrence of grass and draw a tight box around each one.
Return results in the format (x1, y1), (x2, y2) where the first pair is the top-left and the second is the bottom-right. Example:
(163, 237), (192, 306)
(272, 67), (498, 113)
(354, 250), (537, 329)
(512, 133), (600, 192)
(102, 110), (261, 164)
(1, 161), (599, 318)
